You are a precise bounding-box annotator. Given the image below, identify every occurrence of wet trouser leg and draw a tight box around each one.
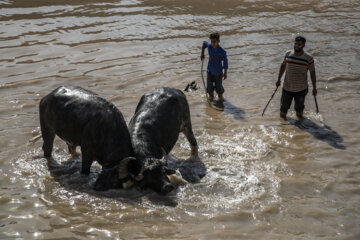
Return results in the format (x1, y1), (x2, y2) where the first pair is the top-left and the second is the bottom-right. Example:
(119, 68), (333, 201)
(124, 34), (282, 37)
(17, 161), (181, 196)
(280, 88), (308, 114)
(207, 72), (224, 95)
(294, 88), (308, 114)
(280, 88), (293, 114)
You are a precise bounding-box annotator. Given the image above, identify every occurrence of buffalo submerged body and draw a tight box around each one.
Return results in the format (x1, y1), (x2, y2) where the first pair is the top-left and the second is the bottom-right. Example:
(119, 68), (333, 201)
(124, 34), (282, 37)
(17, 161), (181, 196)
(39, 86), (140, 190)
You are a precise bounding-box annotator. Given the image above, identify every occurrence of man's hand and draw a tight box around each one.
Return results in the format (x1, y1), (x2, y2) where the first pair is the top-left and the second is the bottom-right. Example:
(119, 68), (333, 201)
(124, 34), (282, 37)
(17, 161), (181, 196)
(276, 79), (281, 87)
(310, 71), (317, 96)
(200, 54), (205, 61)
(223, 73), (227, 80)
(313, 88), (317, 96)
(223, 69), (227, 80)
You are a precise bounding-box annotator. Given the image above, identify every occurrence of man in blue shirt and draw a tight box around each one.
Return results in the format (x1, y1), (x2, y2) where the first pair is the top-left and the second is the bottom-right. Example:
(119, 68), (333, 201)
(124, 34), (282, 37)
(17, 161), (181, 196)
(201, 32), (228, 101)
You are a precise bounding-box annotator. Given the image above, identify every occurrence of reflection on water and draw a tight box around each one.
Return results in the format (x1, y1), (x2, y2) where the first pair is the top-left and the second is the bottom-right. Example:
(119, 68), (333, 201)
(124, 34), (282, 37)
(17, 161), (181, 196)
(1, 0), (360, 239)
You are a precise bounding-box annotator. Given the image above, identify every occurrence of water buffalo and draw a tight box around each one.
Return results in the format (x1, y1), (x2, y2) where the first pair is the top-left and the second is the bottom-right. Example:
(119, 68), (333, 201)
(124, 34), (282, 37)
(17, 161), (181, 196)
(128, 87), (198, 195)
(39, 86), (140, 190)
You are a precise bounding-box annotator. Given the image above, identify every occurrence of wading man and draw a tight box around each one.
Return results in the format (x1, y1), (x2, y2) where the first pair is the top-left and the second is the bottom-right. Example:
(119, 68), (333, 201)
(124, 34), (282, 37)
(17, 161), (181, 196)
(201, 32), (228, 102)
(276, 36), (317, 119)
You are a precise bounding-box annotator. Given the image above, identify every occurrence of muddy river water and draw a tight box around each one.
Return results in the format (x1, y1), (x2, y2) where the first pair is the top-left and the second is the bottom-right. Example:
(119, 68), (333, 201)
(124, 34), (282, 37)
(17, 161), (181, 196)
(0, 0), (360, 239)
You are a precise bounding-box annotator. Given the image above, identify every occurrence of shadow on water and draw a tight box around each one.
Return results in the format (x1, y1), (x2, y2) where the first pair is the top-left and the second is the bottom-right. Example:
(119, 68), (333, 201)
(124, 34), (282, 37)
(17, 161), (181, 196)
(286, 117), (346, 150)
(209, 99), (245, 120)
(223, 101), (246, 120)
(33, 153), (206, 207)
(166, 155), (207, 184)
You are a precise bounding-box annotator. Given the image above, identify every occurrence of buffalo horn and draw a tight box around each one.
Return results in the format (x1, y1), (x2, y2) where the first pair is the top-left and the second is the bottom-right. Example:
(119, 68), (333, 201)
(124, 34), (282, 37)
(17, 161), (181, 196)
(118, 157), (132, 179)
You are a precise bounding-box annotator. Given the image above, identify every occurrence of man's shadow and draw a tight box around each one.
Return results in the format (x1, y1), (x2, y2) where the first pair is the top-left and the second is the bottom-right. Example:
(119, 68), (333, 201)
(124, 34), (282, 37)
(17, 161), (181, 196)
(209, 100), (245, 120)
(223, 101), (246, 120)
(286, 117), (346, 149)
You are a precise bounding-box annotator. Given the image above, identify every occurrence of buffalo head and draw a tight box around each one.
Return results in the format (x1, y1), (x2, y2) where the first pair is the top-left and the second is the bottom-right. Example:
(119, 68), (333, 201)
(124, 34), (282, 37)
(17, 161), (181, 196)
(94, 157), (141, 191)
(135, 157), (176, 195)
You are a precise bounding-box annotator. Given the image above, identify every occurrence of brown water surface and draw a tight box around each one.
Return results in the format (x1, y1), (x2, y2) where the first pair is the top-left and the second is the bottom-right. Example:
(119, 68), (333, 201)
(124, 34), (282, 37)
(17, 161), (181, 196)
(1, 0), (360, 239)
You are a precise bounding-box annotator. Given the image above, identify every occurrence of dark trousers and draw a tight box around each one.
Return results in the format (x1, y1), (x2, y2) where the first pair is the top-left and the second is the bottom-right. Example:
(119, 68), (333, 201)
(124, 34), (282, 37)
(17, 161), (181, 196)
(207, 72), (224, 94)
(280, 88), (308, 114)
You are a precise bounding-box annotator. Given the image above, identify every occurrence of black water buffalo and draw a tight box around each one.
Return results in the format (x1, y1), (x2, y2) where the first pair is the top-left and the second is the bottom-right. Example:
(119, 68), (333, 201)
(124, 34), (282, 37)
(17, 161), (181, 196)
(128, 87), (198, 195)
(39, 86), (140, 190)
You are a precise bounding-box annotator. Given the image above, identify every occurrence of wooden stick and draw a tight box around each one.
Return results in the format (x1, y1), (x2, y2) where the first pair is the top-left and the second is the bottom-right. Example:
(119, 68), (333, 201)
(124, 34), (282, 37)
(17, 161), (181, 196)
(200, 59), (210, 104)
(314, 95), (319, 113)
(262, 86), (279, 116)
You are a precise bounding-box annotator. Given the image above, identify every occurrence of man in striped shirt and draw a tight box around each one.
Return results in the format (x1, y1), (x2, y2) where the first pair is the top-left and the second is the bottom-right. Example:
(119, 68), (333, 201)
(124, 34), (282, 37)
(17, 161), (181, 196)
(276, 36), (317, 119)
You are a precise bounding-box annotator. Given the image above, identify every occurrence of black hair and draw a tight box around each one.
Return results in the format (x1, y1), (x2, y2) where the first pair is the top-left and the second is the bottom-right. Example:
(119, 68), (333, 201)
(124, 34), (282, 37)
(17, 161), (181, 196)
(295, 36), (306, 44)
(209, 32), (220, 41)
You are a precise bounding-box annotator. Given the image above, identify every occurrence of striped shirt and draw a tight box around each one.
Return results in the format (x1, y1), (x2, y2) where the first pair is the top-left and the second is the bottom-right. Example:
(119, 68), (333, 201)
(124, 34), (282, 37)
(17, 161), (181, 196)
(283, 50), (315, 92)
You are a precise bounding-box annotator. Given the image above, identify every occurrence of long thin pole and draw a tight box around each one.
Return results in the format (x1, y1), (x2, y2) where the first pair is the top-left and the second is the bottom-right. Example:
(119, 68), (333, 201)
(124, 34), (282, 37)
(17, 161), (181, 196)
(262, 86), (279, 116)
(314, 95), (319, 113)
(200, 59), (210, 103)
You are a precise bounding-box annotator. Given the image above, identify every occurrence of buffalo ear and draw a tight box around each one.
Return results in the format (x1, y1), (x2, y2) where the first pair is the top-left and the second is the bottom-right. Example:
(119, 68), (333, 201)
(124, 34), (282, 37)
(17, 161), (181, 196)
(118, 157), (136, 179)
(165, 167), (176, 175)
(168, 174), (188, 186)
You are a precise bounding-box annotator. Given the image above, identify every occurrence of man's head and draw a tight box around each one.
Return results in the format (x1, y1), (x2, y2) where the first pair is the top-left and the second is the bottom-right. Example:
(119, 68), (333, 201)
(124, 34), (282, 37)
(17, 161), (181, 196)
(294, 36), (306, 53)
(210, 32), (220, 49)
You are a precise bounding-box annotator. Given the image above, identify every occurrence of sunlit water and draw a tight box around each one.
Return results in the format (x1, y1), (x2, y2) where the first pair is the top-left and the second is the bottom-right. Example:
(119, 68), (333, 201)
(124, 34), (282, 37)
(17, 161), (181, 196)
(1, 0), (360, 239)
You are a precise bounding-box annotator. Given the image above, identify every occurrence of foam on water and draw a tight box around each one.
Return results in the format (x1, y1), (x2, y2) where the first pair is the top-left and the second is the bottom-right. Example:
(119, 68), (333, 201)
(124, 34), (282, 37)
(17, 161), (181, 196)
(6, 103), (308, 228)
(173, 126), (292, 215)
(11, 124), (291, 221)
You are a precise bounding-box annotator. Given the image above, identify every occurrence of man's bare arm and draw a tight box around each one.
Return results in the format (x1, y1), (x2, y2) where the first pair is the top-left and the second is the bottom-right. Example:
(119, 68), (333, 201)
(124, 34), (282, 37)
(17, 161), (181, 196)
(310, 70), (317, 96)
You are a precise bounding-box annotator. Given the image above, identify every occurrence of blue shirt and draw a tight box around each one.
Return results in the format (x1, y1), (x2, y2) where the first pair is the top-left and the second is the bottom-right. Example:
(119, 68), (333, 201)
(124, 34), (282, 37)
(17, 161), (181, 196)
(203, 41), (228, 76)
